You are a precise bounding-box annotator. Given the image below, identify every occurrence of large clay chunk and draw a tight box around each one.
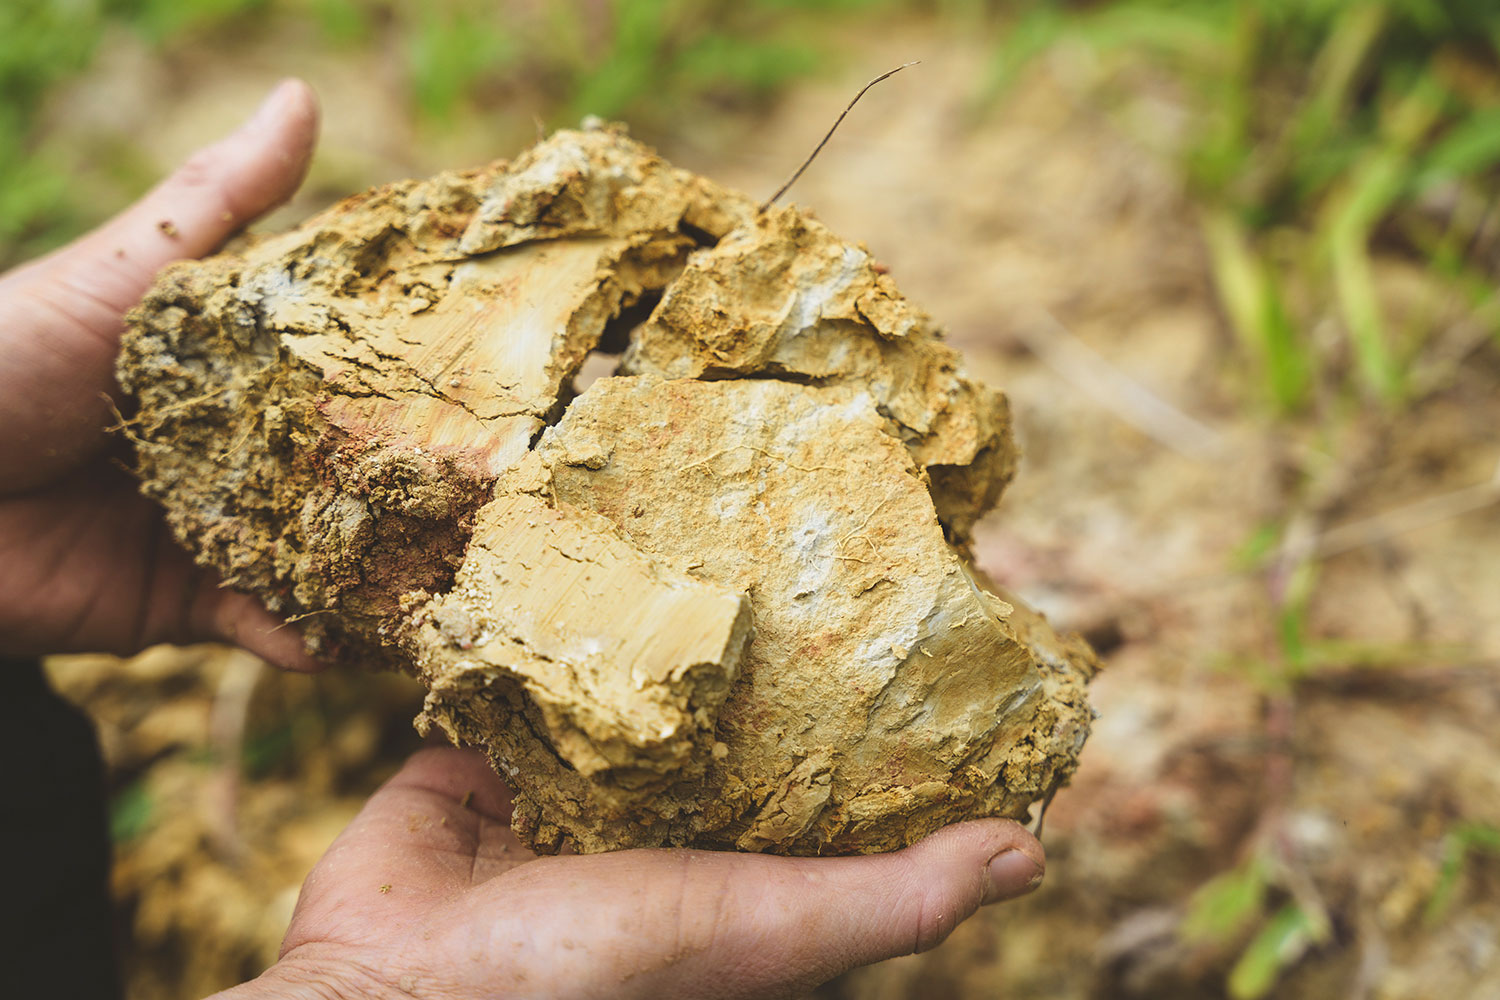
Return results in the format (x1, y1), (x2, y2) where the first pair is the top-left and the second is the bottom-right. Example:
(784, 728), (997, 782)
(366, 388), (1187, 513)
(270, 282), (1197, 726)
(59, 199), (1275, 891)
(119, 123), (1099, 855)
(622, 210), (1015, 539)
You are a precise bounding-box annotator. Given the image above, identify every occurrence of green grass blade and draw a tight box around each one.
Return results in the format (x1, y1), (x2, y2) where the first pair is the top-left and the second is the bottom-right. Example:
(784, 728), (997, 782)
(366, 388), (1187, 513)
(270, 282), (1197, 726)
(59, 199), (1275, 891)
(1414, 108), (1500, 191)
(1202, 209), (1310, 413)
(1322, 75), (1447, 404)
(1329, 223), (1402, 402)
(1425, 822), (1500, 924)
(1227, 902), (1318, 1000)
(1182, 856), (1270, 945)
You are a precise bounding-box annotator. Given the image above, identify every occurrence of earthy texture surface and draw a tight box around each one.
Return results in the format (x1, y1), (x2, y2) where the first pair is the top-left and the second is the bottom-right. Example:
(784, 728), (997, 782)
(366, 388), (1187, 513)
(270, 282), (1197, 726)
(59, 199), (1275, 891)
(119, 123), (1098, 854)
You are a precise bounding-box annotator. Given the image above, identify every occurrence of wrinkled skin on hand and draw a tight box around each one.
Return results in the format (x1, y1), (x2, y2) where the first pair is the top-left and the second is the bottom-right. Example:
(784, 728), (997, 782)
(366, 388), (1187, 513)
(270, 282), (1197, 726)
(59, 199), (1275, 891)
(212, 747), (1045, 1000)
(0, 79), (320, 670)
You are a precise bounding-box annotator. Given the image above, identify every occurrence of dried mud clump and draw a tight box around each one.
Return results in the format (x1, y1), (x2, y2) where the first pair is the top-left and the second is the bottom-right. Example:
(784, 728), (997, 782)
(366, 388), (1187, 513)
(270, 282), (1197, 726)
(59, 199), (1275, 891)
(119, 123), (1100, 855)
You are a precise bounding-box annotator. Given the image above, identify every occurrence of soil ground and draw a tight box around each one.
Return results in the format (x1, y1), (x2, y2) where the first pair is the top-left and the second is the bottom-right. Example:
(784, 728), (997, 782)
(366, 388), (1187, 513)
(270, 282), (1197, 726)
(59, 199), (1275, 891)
(40, 16), (1500, 1000)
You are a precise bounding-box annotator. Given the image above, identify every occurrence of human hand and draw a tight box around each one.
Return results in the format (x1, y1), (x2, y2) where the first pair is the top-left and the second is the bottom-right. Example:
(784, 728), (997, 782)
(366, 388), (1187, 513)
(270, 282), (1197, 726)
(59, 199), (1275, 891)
(214, 747), (1045, 1000)
(0, 79), (321, 668)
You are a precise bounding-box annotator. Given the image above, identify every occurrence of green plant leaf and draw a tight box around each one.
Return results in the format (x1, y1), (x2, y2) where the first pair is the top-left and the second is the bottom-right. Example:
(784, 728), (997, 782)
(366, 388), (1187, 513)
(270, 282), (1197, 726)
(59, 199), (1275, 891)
(566, 0), (673, 121)
(306, 0), (372, 45)
(1227, 902), (1318, 1000)
(109, 780), (155, 844)
(406, 2), (519, 123)
(1202, 210), (1310, 413)
(1425, 822), (1500, 924)
(1182, 856), (1270, 945)
(675, 33), (819, 97)
(126, 0), (271, 47)
(1231, 521), (1282, 571)
(1414, 108), (1500, 191)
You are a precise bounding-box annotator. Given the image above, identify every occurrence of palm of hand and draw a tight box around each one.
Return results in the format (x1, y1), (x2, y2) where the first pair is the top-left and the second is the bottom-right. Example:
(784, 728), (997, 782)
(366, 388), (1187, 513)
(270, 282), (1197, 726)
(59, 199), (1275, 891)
(252, 747), (1042, 1000)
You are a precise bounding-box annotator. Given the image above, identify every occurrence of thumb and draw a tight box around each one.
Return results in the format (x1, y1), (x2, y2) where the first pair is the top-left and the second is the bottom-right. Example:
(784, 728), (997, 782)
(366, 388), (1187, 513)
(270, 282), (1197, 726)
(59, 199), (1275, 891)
(0, 78), (319, 490)
(15, 77), (320, 318)
(487, 819), (1045, 1000)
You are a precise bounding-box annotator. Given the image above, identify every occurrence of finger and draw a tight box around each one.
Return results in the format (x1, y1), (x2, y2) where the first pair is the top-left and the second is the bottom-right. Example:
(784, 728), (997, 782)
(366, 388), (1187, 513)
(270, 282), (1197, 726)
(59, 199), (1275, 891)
(283, 748), (527, 954)
(451, 818), (1045, 1000)
(198, 590), (326, 674)
(0, 79), (319, 491)
(21, 77), (320, 320)
(0, 461), (325, 667)
(379, 745), (517, 826)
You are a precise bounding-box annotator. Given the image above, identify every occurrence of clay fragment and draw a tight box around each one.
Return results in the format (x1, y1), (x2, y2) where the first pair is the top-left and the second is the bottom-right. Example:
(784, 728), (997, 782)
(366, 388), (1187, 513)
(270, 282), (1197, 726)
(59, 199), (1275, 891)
(622, 210), (1015, 538)
(119, 123), (1100, 855)
(411, 490), (753, 796)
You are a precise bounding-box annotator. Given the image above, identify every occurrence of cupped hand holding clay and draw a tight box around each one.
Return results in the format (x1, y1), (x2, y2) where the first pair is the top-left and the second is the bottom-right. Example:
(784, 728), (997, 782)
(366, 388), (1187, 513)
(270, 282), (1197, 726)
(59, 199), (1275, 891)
(209, 746), (1046, 1000)
(0, 79), (322, 672)
(1, 80), (1060, 1000)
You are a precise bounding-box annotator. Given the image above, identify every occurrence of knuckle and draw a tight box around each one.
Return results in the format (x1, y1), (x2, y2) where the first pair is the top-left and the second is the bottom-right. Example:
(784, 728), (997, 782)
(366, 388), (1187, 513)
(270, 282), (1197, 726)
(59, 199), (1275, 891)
(909, 875), (971, 955)
(911, 893), (947, 954)
(166, 145), (245, 224)
(669, 853), (737, 955)
(172, 147), (226, 192)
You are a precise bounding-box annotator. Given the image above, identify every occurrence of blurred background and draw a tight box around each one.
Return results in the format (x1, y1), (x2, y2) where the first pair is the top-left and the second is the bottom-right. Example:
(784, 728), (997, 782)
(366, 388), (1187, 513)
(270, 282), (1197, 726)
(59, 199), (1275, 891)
(9, 0), (1500, 996)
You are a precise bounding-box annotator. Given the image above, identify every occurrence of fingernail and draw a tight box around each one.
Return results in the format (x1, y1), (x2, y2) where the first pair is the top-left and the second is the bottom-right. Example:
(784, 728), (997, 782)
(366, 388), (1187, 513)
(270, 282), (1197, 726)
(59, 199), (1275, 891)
(983, 849), (1044, 905)
(242, 79), (298, 134)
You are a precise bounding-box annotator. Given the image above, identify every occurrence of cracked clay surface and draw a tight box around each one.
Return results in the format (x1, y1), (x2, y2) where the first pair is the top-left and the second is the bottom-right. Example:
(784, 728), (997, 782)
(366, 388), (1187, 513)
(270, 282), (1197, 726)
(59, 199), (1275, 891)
(119, 123), (1099, 855)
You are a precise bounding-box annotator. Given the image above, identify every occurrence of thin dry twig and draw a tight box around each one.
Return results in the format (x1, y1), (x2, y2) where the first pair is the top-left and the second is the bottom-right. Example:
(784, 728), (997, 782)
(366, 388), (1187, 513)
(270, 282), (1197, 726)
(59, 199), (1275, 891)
(1030, 782), (1061, 841)
(101, 393), (146, 445)
(1290, 455), (1500, 562)
(1018, 310), (1228, 462)
(266, 608), (337, 633)
(760, 61), (919, 212)
(205, 649), (265, 863)
(104, 385), (232, 431)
